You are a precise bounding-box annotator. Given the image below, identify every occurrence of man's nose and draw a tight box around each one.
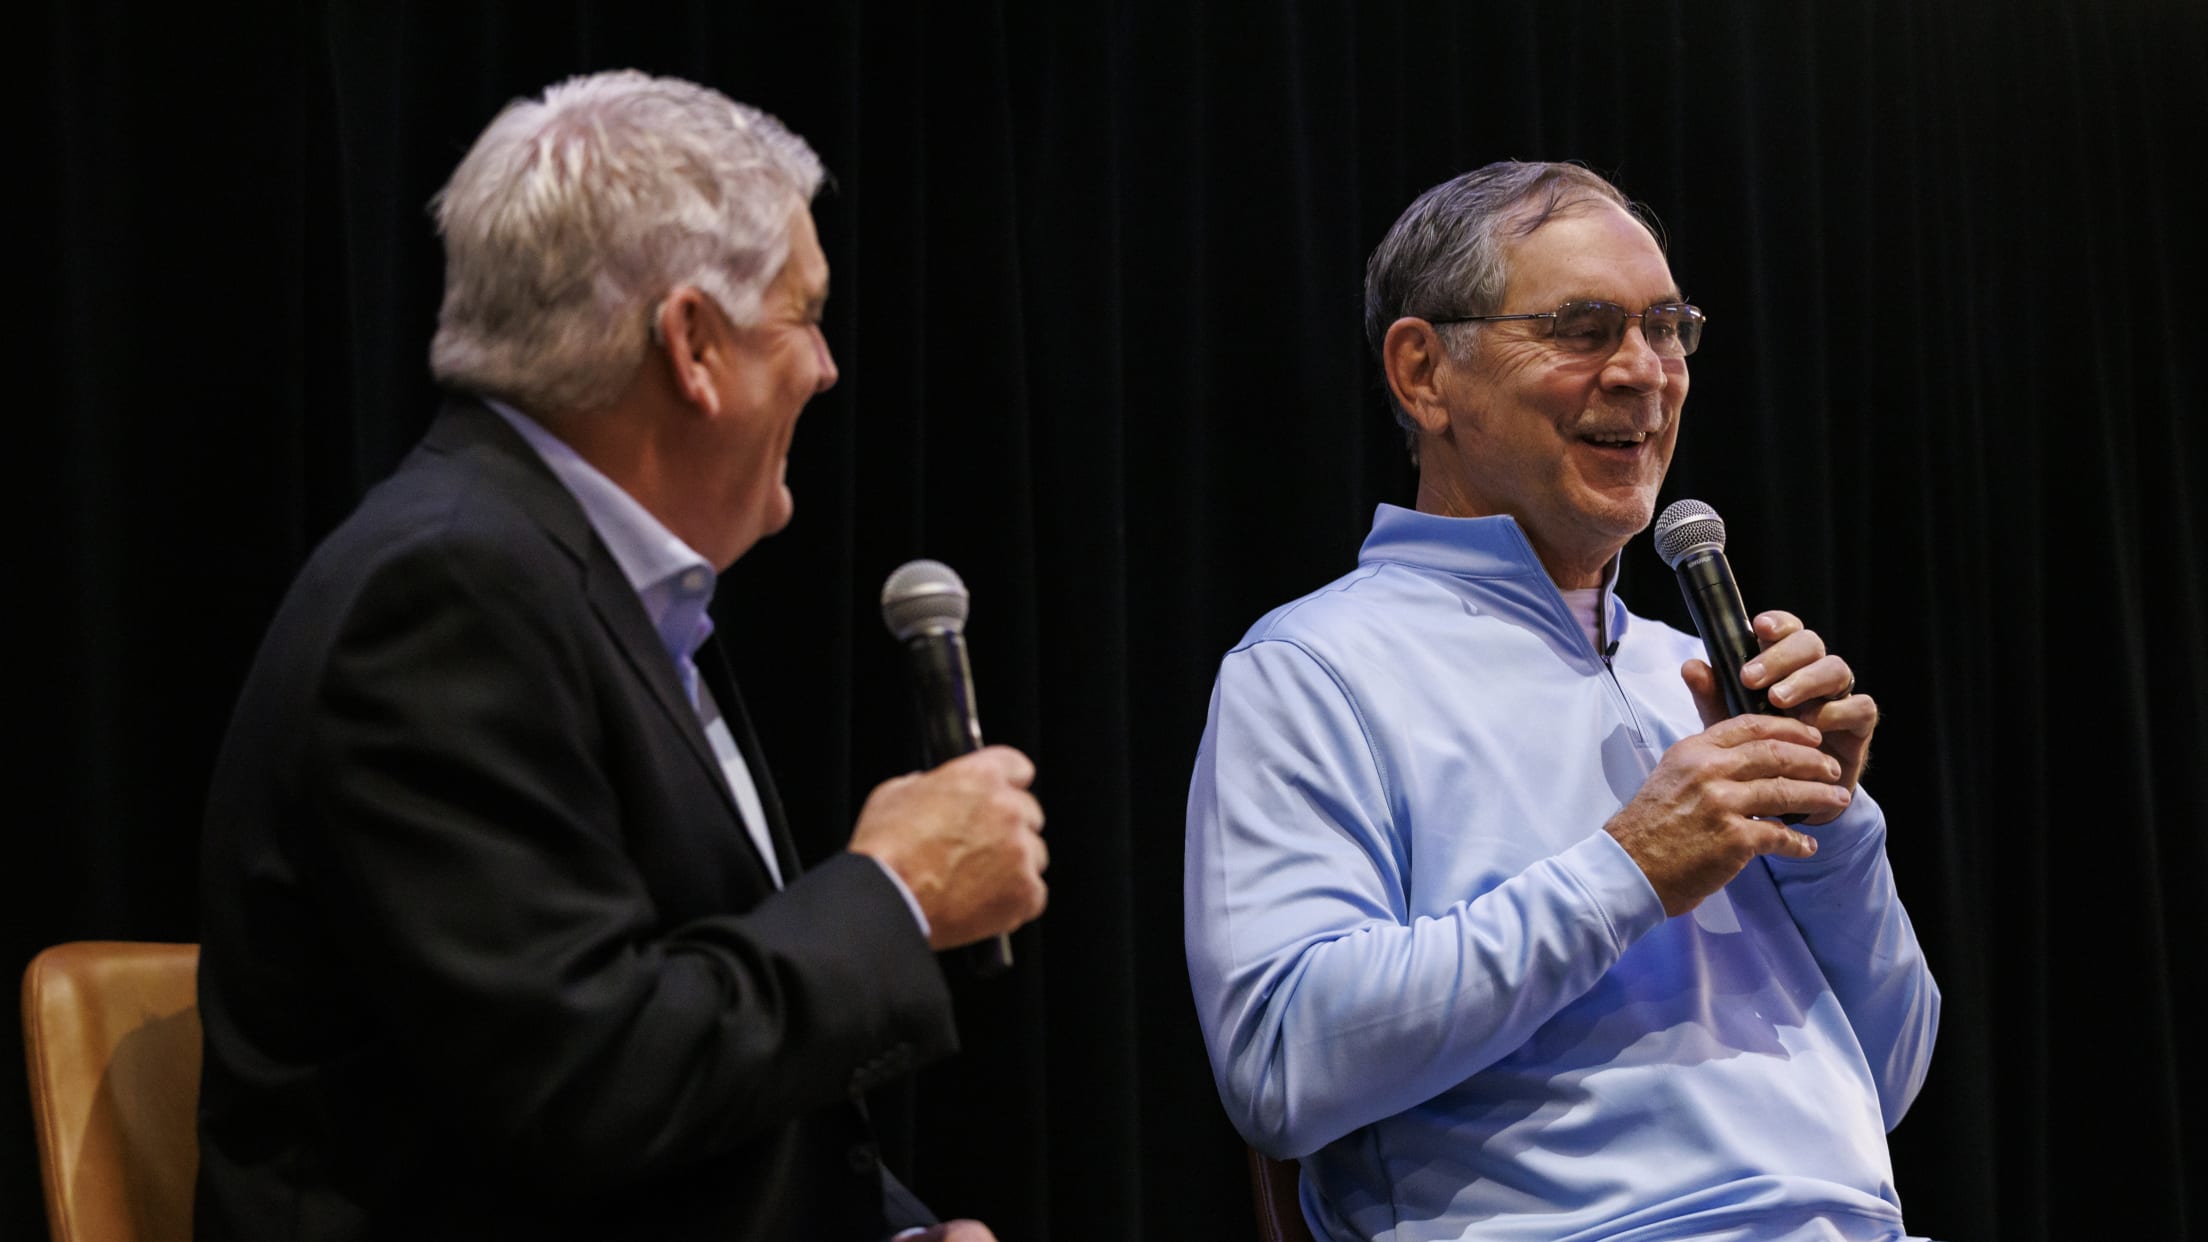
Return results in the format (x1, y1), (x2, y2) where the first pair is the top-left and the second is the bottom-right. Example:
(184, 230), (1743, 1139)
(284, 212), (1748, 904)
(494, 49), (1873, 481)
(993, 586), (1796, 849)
(1602, 322), (1668, 392)
(813, 327), (839, 393)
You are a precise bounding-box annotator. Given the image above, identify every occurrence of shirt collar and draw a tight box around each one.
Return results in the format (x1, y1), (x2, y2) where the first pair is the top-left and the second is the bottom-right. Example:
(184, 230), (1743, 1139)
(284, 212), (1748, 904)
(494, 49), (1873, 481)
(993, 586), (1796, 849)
(1359, 503), (1632, 656)
(486, 399), (719, 666)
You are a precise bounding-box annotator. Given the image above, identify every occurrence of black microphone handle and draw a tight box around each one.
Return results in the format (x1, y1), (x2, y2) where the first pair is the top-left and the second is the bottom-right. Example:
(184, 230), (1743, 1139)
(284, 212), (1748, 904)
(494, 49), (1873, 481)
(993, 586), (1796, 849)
(904, 632), (1012, 976)
(907, 633), (984, 764)
(1674, 549), (1771, 720)
(1673, 548), (1806, 826)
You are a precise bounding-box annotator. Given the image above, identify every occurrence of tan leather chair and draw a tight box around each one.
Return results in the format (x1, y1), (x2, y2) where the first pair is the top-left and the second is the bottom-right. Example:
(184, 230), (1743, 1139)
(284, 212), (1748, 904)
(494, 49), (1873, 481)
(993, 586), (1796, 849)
(21, 941), (201, 1242)
(1247, 1144), (1317, 1242)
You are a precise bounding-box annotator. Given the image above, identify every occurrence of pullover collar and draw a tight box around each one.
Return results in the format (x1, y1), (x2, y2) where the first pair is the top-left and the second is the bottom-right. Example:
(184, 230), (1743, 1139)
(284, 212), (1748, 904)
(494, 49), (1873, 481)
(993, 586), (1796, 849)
(1357, 503), (1632, 666)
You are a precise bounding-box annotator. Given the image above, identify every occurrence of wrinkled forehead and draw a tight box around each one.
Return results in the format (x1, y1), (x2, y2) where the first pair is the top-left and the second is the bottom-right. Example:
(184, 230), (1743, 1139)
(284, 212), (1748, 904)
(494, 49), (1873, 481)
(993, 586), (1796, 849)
(785, 204), (826, 269)
(766, 202), (830, 298)
(1501, 200), (1681, 306)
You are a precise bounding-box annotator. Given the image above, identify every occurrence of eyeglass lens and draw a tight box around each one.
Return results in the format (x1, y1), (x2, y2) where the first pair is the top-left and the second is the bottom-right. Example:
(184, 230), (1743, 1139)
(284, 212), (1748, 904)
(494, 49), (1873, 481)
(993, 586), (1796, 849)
(1554, 301), (1701, 357)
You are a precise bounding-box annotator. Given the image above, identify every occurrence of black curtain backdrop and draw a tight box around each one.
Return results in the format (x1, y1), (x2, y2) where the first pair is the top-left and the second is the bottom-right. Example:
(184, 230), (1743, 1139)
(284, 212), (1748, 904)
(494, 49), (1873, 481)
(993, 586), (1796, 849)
(20, 2), (2205, 1239)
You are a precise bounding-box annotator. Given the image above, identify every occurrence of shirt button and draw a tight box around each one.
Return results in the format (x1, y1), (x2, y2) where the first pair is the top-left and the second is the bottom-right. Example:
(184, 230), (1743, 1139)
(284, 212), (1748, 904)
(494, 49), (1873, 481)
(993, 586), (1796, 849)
(846, 1141), (879, 1172)
(680, 568), (709, 594)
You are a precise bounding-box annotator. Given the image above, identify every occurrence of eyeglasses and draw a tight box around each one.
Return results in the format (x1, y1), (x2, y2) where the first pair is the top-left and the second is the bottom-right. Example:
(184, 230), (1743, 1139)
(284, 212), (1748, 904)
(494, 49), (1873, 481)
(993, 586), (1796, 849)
(1425, 300), (1705, 358)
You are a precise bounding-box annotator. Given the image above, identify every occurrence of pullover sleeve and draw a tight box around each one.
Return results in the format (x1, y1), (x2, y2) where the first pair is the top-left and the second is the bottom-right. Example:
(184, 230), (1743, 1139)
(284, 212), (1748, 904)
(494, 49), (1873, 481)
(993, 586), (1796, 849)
(1184, 639), (1667, 1159)
(1762, 789), (1941, 1128)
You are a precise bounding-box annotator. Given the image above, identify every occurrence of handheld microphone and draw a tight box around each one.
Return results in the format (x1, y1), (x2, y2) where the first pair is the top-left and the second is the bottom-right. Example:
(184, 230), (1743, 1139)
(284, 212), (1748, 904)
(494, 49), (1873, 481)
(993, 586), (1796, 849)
(879, 559), (1010, 976)
(1653, 499), (1803, 825)
(1653, 500), (1769, 720)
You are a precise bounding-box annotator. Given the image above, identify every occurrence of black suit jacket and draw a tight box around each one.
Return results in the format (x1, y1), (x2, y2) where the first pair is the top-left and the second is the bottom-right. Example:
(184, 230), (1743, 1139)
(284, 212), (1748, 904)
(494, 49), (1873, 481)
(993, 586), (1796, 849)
(196, 398), (958, 1241)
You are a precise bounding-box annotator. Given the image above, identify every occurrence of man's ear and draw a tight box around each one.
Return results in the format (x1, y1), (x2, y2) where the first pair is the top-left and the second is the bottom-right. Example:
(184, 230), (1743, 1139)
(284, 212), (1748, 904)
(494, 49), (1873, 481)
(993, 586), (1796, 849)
(655, 288), (723, 418)
(1381, 316), (1458, 437)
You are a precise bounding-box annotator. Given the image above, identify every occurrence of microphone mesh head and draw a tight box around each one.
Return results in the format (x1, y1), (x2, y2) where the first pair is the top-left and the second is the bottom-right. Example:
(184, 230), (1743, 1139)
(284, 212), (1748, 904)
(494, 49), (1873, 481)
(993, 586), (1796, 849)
(881, 559), (970, 640)
(1653, 499), (1727, 569)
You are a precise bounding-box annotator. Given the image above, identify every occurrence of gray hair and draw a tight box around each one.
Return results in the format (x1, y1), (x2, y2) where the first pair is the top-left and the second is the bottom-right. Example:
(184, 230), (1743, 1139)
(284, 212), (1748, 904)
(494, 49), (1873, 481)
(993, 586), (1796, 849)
(429, 70), (826, 416)
(1363, 161), (1656, 448)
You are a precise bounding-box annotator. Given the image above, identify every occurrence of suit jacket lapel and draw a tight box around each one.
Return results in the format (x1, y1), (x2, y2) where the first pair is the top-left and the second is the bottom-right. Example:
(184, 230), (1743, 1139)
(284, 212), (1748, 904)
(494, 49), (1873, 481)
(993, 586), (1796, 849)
(580, 565), (743, 805)
(695, 637), (803, 882)
(420, 398), (775, 881)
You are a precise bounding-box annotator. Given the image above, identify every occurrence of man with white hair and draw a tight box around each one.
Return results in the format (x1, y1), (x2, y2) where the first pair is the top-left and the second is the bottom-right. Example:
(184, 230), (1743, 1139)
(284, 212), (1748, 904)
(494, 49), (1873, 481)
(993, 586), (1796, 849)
(196, 71), (1039, 1241)
(1185, 162), (1939, 1240)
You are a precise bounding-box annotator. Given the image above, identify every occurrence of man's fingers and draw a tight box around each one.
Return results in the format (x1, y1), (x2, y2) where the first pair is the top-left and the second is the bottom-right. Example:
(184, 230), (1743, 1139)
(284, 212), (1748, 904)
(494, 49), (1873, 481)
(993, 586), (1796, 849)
(1702, 711), (1823, 750)
(987, 744), (1037, 787)
(1767, 654), (1854, 710)
(1745, 818), (1820, 860)
(1743, 777), (1853, 821)
(1741, 627), (1826, 693)
(1740, 739), (1843, 783)
(1754, 610), (1804, 643)
(1680, 659), (1728, 730)
(1006, 787), (1046, 835)
(1801, 690), (1878, 733)
(944, 744), (1036, 787)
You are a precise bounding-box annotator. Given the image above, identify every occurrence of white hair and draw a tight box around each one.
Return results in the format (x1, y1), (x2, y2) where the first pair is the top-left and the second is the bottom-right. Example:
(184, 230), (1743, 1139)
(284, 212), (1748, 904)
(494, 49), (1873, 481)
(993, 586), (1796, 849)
(428, 70), (825, 416)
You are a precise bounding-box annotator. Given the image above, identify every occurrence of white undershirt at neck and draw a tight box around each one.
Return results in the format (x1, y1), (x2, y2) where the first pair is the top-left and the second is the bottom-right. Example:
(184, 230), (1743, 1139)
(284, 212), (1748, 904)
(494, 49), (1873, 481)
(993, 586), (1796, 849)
(1559, 586), (1605, 656)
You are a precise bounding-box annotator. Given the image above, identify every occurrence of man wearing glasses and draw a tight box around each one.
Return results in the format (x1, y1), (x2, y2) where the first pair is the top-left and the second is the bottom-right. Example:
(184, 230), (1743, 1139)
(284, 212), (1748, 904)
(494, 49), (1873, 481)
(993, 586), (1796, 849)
(1185, 163), (1938, 1240)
